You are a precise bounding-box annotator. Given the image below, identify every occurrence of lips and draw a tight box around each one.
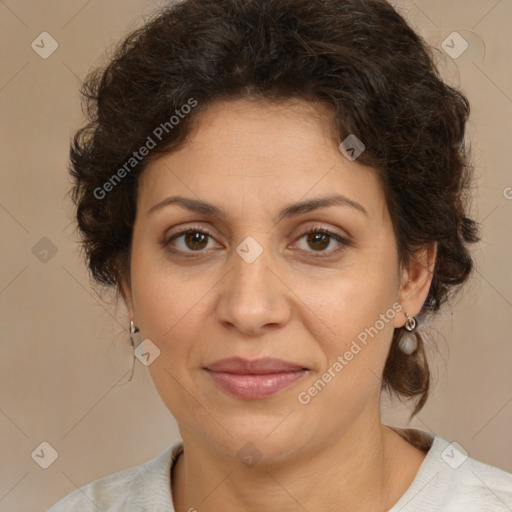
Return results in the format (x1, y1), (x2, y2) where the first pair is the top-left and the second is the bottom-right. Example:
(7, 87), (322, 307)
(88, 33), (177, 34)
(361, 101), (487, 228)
(205, 357), (308, 374)
(204, 357), (309, 399)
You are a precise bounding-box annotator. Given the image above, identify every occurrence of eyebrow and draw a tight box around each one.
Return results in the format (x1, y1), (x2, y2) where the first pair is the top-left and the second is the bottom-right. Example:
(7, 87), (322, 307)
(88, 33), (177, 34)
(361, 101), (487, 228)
(147, 194), (368, 221)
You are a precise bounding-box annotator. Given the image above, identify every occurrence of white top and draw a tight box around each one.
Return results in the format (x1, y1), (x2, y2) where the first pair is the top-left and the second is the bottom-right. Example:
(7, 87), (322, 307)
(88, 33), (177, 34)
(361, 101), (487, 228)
(47, 427), (512, 511)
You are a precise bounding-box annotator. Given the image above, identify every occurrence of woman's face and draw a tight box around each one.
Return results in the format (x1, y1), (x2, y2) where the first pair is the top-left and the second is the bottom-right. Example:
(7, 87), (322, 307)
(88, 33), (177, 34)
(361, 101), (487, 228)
(124, 98), (432, 462)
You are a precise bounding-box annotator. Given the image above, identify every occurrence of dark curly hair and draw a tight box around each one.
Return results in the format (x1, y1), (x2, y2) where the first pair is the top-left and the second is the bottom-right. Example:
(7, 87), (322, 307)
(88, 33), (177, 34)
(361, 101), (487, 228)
(69, 0), (480, 417)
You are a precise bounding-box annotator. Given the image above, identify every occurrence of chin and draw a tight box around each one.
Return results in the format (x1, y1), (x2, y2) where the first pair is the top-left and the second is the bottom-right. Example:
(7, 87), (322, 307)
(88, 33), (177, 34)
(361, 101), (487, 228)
(204, 415), (312, 466)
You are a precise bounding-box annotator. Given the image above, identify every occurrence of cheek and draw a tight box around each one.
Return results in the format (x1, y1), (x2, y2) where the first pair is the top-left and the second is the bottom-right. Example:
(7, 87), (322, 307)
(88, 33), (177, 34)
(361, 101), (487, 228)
(130, 236), (193, 332)
(310, 255), (400, 368)
(132, 275), (199, 354)
(315, 261), (398, 330)
(129, 244), (220, 391)
(131, 256), (202, 413)
(303, 280), (399, 417)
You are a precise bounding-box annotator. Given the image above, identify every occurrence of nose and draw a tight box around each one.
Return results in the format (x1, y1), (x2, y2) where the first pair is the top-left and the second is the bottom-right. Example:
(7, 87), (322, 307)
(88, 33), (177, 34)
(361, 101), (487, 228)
(214, 243), (292, 336)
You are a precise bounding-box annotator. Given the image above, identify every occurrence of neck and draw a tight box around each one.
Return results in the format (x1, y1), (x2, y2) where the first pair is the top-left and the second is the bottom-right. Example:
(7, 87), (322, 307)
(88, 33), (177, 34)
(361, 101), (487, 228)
(171, 417), (424, 512)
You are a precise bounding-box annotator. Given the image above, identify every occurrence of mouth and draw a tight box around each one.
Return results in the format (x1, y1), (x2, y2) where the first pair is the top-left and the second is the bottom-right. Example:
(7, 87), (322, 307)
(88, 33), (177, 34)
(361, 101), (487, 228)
(203, 357), (309, 399)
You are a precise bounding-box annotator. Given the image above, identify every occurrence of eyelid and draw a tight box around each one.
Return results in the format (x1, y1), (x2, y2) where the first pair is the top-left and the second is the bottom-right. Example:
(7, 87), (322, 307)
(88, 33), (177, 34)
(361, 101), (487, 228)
(163, 225), (219, 251)
(291, 225), (351, 257)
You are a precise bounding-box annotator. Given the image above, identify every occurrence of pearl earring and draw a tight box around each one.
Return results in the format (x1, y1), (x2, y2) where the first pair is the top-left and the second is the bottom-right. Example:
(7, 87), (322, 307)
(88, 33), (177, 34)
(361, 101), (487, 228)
(398, 312), (418, 355)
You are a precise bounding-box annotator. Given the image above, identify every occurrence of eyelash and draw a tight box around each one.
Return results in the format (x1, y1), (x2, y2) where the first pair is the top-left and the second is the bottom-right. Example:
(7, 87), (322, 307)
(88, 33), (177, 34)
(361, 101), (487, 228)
(162, 225), (350, 259)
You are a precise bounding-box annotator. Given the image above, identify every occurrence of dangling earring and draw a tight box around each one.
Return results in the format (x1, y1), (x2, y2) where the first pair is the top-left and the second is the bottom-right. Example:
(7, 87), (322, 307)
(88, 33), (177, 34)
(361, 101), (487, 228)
(398, 312), (418, 355)
(130, 321), (140, 345)
(128, 321), (141, 382)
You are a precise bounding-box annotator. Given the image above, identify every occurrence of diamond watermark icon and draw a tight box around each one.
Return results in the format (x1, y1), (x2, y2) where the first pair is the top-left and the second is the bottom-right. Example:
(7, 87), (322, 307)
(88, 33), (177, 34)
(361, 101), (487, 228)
(338, 134), (365, 161)
(32, 237), (58, 263)
(441, 32), (468, 59)
(31, 32), (59, 59)
(236, 442), (263, 468)
(31, 442), (58, 469)
(441, 441), (468, 469)
(236, 236), (263, 264)
(134, 339), (161, 366)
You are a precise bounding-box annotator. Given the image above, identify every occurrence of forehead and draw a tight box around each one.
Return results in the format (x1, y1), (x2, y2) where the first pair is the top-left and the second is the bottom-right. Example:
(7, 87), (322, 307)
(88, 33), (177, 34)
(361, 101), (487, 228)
(138, 98), (388, 222)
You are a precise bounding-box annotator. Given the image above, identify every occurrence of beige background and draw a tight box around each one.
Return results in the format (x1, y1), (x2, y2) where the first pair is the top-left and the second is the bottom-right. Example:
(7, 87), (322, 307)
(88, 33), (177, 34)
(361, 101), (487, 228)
(0, 0), (511, 510)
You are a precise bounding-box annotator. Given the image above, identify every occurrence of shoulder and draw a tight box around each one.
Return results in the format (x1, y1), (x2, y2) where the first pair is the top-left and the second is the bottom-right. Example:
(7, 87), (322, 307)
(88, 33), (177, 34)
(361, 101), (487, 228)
(388, 427), (512, 511)
(46, 442), (183, 512)
(438, 449), (512, 510)
(46, 464), (141, 512)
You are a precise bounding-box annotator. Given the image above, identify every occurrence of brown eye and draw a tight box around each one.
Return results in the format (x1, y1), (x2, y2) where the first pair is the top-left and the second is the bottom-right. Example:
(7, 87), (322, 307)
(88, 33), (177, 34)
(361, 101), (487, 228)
(164, 228), (217, 254)
(183, 231), (209, 250)
(306, 232), (331, 251)
(294, 227), (350, 256)
(162, 225), (350, 258)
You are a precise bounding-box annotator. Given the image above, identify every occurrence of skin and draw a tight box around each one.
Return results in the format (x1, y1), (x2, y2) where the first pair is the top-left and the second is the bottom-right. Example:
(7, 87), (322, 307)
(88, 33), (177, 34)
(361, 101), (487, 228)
(121, 97), (437, 512)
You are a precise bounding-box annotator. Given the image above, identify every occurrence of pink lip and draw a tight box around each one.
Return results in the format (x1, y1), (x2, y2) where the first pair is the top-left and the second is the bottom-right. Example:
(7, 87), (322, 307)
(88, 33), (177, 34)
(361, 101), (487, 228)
(204, 357), (309, 399)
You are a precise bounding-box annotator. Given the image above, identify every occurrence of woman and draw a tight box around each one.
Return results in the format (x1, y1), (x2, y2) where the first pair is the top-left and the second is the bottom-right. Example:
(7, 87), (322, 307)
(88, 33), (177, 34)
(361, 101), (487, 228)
(48, 0), (512, 510)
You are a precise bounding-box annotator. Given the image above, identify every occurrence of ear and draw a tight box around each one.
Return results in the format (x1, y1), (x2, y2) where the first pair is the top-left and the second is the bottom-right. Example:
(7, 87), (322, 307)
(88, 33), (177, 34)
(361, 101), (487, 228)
(393, 242), (438, 328)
